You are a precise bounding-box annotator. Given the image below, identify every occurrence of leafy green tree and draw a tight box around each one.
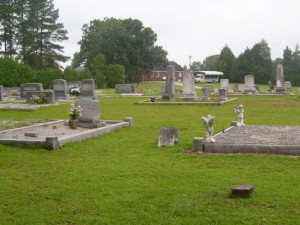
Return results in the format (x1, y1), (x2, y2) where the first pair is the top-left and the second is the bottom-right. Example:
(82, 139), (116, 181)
(202, 54), (220, 70)
(34, 68), (63, 88)
(232, 48), (252, 83)
(105, 64), (125, 88)
(283, 45), (300, 85)
(73, 17), (167, 82)
(0, 0), (16, 58)
(216, 45), (236, 79)
(189, 61), (202, 71)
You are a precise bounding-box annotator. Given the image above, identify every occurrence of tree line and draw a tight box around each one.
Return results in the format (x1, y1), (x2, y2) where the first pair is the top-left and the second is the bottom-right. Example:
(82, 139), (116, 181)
(0, 0), (68, 69)
(190, 40), (300, 85)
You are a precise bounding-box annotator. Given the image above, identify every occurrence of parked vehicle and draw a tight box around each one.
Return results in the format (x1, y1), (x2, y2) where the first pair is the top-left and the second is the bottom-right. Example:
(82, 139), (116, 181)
(193, 71), (223, 83)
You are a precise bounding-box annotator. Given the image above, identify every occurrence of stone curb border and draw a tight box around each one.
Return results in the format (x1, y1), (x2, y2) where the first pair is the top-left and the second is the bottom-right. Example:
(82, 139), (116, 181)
(135, 98), (238, 105)
(0, 119), (132, 150)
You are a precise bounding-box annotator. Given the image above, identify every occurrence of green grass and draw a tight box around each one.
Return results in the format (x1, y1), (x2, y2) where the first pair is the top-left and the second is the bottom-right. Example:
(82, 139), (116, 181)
(0, 92), (300, 224)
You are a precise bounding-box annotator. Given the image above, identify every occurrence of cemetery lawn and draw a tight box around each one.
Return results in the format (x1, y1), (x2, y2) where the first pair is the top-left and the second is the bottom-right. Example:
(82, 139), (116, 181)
(0, 94), (299, 225)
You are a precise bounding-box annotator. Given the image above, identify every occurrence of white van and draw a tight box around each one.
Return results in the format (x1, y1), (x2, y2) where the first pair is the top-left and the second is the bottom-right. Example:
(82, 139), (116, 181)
(194, 71), (223, 83)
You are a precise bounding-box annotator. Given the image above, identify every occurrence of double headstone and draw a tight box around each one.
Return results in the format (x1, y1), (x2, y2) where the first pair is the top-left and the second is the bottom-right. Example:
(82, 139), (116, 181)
(244, 75), (258, 95)
(75, 99), (101, 128)
(20, 83), (44, 99)
(180, 68), (198, 101)
(163, 65), (175, 101)
(53, 79), (68, 99)
(80, 79), (96, 100)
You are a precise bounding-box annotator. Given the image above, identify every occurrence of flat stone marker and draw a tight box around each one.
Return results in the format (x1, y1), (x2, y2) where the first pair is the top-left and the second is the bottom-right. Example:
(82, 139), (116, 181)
(231, 185), (254, 198)
(158, 127), (180, 147)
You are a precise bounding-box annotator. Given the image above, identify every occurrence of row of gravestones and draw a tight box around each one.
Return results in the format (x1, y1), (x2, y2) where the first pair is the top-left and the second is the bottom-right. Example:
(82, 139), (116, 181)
(115, 84), (144, 94)
(0, 79), (96, 103)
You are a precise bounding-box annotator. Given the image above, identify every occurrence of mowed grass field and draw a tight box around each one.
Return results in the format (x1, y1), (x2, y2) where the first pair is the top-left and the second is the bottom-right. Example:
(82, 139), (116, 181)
(0, 84), (299, 225)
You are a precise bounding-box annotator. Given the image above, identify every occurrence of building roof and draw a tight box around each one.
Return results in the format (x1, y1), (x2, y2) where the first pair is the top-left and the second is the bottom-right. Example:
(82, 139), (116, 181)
(195, 71), (224, 76)
(153, 61), (184, 72)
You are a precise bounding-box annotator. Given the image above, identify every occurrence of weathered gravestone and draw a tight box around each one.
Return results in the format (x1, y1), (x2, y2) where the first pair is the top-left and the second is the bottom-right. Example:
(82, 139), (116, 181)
(244, 75), (258, 95)
(0, 85), (3, 101)
(161, 86), (166, 95)
(158, 127), (180, 147)
(20, 83), (44, 99)
(180, 68), (198, 101)
(201, 87), (210, 101)
(80, 79), (96, 99)
(203, 84), (214, 93)
(284, 81), (292, 93)
(53, 79), (68, 99)
(162, 65), (176, 101)
(218, 88), (227, 101)
(115, 84), (132, 93)
(220, 79), (230, 92)
(75, 99), (101, 128)
(234, 83), (239, 92)
(276, 64), (285, 93)
(238, 84), (245, 92)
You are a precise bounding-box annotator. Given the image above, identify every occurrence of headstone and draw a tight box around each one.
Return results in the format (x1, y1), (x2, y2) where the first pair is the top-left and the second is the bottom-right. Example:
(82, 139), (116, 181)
(220, 79), (230, 92)
(238, 84), (245, 92)
(80, 79), (96, 99)
(26, 91), (54, 104)
(75, 99), (101, 128)
(3, 87), (10, 97)
(234, 83), (239, 92)
(10, 87), (20, 96)
(297, 87), (300, 93)
(244, 75), (258, 95)
(130, 85), (136, 94)
(163, 65), (176, 101)
(53, 79), (67, 99)
(200, 87), (210, 101)
(20, 83), (44, 99)
(136, 87), (144, 94)
(0, 85), (3, 101)
(276, 64), (284, 88)
(192, 137), (204, 151)
(158, 127), (180, 147)
(218, 88), (227, 101)
(276, 64), (285, 93)
(284, 81), (292, 93)
(203, 84), (214, 93)
(180, 68), (198, 101)
(115, 84), (132, 93)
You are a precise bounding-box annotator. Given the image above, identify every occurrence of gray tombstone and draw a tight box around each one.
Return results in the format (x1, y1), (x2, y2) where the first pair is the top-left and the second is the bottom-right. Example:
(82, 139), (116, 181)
(218, 88), (228, 101)
(284, 81), (292, 93)
(0, 85), (3, 101)
(201, 87), (210, 101)
(158, 127), (180, 147)
(234, 83), (239, 92)
(244, 75), (258, 95)
(220, 79), (230, 92)
(180, 68), (198, 101)
(115, 84), (132, 93)
(20, 83), (44, 99)
(53, 79), (67, 99)
(238, 84), (245, 92)
(297, 87), (300, 93)
(276, 64), (284, 88)
(203, 84), (214, 93)
(80, 79), (96, 100)
(161, 86), (166, 95)
(75, 99), (101, 128)
(163, 65), (176, 101)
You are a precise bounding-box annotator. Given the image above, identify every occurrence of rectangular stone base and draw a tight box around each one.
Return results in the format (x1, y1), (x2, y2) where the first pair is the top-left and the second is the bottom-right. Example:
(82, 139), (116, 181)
(231, 185), (254, 198)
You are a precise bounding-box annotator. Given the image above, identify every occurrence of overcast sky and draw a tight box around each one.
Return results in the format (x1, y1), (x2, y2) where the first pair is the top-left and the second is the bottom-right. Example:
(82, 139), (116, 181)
(53, 0), (300, 68)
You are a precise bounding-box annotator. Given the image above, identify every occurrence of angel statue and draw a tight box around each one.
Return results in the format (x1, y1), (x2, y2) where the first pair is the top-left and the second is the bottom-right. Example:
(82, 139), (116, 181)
(201, 115), (216, 143)
(234, 105), (245, 127)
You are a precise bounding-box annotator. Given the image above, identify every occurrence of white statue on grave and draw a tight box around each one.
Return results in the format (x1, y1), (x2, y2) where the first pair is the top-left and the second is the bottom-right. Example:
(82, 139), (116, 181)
(201, 115), (215, 143)
(234, 105), (245, 127)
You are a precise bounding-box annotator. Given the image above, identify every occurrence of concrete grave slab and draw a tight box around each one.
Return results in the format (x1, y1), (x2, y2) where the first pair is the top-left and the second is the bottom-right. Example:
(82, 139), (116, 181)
(201, 125), (300, 156)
